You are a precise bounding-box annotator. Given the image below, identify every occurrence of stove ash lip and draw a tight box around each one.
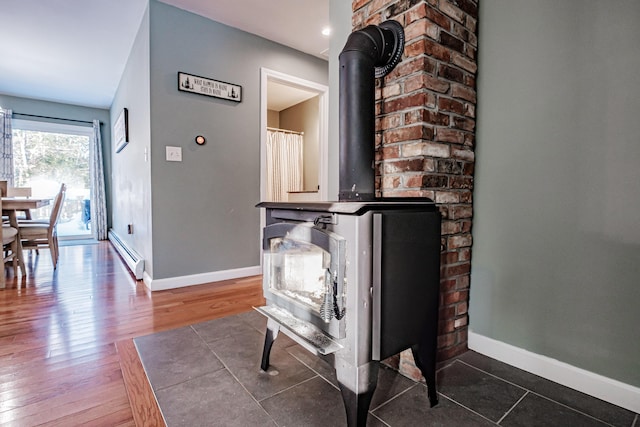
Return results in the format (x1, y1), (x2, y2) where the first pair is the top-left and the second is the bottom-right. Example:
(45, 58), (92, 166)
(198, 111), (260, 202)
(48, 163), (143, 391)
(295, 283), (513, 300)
(338, 20), (405, 202)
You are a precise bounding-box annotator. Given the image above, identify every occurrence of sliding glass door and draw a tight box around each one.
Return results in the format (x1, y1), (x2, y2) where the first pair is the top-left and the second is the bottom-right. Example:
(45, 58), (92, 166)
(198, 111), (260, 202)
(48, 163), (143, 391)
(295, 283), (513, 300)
(12, 119), (93, 239)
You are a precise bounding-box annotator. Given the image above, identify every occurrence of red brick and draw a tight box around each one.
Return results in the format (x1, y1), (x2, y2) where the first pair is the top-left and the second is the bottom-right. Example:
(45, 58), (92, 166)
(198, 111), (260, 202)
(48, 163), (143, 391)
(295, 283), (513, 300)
(383, 158), (427, 174)
(455, 0), (478, 18)
(448, 234), (472, 249)
(404, 109), (448, 128)
(438, 63), (465, 84)
(388, 56), (437, 79)
(459, 191), (473, 204)
(437, 342), (468, 361)
(404, 74), (450, 94)
(422, 174), (449, 188)
(465, 103), (476, 118)
(442, 251), (459, 264)
(456, 301), (468, 316)
(451, 52), (478, 73)
(450, 176), (473, 189)
(405, 19), (439, 41)
(436, 128), (465, 144)
(380, 144), (400, 159)
(440, 31), (465, 54)
(452, 21), (470, 42)
(449, 205), (473, 219)
(454, 315), (468, 329)
(407, 38), (451, 62)
(453, 116), (475, 132)
(441, 220), (462, 235)
(424, 3), (452, 28)
(452, 147), (474, 161)
(435, 191), (460, 203)
(439, 0), (465, 24)
(437, 332), (456, 349)
(451, 83), (477, 102)
(437, 158), (463, 174)
(353, 0), (369, 12)
(443, 262), (470, 278)
(380, 113), (402, 130)
(382, 175), (401, 189)
(384, 125), (430, 143)
(442, 289), (469, 305)
(404, 174), (424, 188)
(384, 91), (435, 112)
(458, 247), (471, 261)
(466, 15), (477, 33)
(438, 97), (465, 115)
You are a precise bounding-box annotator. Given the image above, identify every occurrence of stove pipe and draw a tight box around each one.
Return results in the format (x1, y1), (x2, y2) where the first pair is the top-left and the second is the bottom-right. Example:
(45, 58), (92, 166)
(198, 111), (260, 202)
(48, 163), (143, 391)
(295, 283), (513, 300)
(338, 20), (405, 201)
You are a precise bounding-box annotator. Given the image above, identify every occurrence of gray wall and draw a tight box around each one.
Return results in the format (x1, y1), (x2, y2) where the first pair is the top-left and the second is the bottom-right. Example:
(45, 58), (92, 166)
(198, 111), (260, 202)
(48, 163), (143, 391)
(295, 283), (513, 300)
(280, 97), (320, 191)
(111, 5), (153, 276)
(147, 1), (328, 279)
(472, 0), (640, 387)
(0, 94), (112, 226)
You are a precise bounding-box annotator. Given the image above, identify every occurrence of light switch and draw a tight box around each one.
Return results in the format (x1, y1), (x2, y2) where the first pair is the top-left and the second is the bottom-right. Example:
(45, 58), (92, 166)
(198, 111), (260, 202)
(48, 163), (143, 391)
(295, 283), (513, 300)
(166, 146), (182, 162)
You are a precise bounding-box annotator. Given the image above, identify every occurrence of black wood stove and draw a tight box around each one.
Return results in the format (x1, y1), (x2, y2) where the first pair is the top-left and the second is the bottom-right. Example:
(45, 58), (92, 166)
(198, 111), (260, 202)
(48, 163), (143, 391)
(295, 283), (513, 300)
(256, 21), (441, 426)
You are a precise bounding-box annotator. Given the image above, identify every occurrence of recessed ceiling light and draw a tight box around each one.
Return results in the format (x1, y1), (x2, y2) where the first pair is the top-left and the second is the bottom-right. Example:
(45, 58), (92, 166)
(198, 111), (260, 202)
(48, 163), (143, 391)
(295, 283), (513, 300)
(321, 26), (332, 37)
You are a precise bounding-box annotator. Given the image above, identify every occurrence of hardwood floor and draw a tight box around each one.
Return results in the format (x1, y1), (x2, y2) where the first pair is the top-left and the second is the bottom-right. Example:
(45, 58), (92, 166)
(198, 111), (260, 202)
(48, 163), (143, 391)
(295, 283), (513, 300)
(0, 241), (265, 426)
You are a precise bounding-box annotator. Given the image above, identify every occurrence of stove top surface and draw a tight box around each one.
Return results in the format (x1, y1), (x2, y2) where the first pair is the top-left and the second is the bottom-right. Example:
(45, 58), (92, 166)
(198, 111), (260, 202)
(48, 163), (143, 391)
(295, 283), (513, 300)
(257, 198), (436, 214)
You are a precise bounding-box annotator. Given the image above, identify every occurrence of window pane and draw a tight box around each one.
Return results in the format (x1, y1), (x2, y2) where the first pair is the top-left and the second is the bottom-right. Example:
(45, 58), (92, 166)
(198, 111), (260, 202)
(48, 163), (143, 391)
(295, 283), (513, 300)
(12, 127), (92, 238)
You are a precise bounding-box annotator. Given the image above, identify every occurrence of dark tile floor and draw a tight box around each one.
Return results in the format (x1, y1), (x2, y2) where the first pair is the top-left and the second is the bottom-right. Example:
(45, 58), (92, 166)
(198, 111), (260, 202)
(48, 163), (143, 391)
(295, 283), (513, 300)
(134, 311), (639, 426)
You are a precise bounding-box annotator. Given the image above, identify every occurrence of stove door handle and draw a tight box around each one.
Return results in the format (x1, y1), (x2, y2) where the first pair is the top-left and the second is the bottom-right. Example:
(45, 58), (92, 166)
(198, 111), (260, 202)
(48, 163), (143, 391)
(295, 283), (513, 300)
(313, 214), (337, 226)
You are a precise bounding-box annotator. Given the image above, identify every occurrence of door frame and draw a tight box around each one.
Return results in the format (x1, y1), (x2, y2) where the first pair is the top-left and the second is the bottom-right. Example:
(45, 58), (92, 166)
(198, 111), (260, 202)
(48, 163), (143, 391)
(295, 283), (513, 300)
(259, 67), (329, 204)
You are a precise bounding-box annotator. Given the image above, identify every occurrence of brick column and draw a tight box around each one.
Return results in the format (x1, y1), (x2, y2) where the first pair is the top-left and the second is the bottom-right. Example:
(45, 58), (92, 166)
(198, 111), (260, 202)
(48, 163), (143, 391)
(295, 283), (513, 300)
(352, 0), (478, 379)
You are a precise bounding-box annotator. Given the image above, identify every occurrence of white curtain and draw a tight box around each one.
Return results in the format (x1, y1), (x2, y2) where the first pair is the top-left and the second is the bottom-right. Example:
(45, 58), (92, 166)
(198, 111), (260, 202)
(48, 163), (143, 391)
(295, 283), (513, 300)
(0, 108), (14, 185)
(266, 130), (303, 202)
(90, 120), (108, 240)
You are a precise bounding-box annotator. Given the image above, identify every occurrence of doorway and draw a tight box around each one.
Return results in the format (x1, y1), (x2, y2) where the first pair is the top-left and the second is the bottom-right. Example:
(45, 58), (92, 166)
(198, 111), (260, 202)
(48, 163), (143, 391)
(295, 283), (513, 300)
(260, 68), (329, 203)
(11, 119), (94, 240)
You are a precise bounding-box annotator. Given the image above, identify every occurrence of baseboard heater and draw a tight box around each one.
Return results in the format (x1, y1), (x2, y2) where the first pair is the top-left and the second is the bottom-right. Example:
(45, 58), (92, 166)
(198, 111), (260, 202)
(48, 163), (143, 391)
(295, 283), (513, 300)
(108, 230), (144, 280)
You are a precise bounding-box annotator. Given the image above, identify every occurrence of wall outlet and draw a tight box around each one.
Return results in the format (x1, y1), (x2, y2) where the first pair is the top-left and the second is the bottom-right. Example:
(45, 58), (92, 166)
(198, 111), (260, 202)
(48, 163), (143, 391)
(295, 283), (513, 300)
(166, 146), (182, 162)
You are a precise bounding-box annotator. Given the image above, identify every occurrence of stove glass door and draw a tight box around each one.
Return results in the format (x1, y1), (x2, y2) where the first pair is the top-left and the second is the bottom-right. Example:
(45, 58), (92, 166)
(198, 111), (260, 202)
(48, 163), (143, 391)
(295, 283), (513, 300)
(263, 222), (346, 334)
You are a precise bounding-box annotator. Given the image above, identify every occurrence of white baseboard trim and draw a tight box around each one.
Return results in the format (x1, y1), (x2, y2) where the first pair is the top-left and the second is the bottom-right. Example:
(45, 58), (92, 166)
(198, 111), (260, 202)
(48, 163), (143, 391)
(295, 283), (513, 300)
(468, 331), (640, 414)
(142, 265), (262, 291)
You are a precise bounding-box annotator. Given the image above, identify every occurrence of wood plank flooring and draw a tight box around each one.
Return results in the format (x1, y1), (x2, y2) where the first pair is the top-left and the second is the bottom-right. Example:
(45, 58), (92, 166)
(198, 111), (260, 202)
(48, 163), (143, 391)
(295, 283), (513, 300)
(0, 241), (265, 426)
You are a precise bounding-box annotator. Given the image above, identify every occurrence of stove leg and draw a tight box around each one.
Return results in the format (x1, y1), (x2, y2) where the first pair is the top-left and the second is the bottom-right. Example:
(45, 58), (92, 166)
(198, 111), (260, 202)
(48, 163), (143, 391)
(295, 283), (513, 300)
(260, 319), (280, 371)
(411, 345), (438, 407)
(336, 362), (378, 427)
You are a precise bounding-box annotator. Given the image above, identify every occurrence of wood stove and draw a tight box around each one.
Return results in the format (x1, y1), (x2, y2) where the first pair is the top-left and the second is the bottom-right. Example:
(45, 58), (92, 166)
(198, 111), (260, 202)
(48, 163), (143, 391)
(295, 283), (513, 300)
(256, 21), (441, 426)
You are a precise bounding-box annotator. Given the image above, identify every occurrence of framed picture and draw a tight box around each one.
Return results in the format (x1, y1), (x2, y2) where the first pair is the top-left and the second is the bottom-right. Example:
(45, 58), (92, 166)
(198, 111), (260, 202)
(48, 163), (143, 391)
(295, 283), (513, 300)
(114, 108), (129, 153)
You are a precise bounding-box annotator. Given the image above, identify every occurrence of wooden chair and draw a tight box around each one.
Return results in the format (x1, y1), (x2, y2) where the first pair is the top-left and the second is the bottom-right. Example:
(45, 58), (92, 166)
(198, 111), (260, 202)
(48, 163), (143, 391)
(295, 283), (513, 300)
(0, 196), (22, 288)
(7, 187), (33, 219)
(19, 184), (66, 269)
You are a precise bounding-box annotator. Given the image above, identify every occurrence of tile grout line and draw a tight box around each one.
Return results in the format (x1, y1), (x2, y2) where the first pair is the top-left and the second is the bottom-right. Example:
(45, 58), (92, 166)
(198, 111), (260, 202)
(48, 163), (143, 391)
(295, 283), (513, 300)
(194, 326), (281, 426)
(285, 347), (341, 392)
(369, 383), (419, 412)
(437, 392), (501, 425)
(496, 390), (529, 425)
(369, 412), (392, 426)
(456, 359), (619, 427)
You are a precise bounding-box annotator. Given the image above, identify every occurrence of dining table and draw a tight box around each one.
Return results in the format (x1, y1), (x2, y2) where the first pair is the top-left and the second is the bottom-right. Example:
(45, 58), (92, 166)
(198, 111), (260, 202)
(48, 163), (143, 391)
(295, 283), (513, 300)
(2, 197), (51, 275)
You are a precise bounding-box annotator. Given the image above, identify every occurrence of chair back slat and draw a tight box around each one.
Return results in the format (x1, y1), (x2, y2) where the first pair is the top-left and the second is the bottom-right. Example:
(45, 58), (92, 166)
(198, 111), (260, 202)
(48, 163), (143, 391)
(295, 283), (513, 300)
(50, 184), (67, 227)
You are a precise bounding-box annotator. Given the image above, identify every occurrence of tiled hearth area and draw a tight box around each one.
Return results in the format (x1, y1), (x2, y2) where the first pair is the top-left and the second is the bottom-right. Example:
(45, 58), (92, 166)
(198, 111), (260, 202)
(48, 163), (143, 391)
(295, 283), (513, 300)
(134, 310), (638, 426)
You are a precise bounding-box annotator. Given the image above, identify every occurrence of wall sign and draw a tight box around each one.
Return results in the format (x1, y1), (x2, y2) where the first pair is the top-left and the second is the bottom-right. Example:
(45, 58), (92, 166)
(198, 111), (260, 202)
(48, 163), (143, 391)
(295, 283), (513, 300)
(178, 72), (242, 102)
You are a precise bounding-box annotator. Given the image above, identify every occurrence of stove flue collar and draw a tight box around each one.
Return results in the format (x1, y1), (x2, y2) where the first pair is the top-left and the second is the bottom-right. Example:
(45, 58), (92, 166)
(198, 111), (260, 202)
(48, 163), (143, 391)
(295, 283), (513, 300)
(339, 20), (405, 78)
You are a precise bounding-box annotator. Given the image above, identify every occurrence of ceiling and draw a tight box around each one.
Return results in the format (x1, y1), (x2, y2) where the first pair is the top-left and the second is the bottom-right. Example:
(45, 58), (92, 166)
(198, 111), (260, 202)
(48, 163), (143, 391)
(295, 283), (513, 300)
(0, 0), (330, 110)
